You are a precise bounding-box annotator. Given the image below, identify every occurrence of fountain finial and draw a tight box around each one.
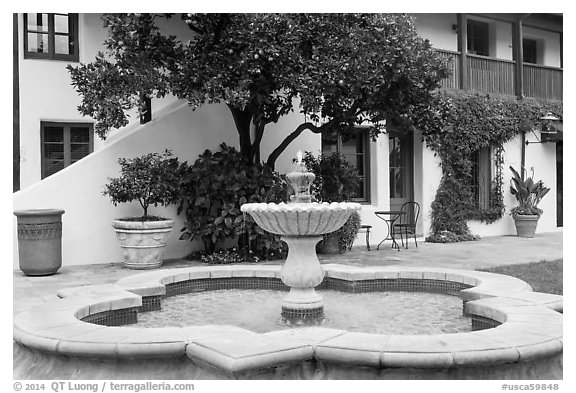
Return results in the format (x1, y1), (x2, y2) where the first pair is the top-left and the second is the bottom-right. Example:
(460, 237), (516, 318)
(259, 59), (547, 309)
(287, 151), (315, 203)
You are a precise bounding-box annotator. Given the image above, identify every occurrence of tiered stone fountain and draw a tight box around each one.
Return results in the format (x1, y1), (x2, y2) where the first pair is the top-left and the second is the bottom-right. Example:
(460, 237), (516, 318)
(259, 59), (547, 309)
(241, 152), (361, 320)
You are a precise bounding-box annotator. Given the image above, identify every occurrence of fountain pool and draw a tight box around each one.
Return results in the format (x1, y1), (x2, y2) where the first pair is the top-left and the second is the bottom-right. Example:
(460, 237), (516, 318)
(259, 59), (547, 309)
(14, 264), (563, 379)
(134, 289), (472, 334)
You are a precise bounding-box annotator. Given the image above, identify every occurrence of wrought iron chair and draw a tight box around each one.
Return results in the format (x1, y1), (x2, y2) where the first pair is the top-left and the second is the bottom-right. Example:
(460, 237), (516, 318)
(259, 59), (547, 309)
(392, 201), (420, 248)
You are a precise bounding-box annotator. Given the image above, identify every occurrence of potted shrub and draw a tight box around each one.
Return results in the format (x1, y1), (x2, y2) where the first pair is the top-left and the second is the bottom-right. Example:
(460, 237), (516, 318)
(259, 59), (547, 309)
(303, 152), (362, 253)
(509, 166), (550, 238)
(103, 151), (182, 269)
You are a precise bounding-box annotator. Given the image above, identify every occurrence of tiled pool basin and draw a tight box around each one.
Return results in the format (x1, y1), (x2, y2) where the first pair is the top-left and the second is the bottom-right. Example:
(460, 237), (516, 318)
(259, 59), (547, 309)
(13, 264), (563, 380)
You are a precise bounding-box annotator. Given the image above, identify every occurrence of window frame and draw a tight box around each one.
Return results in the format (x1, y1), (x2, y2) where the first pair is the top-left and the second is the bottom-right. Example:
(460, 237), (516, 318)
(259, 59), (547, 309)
(321, 127), (371, 203)
(23, 13), (79, 62)
(40, 121), (94, 179)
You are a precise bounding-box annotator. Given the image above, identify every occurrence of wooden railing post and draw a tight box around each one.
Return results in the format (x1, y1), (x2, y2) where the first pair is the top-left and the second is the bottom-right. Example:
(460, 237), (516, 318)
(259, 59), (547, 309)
(512, 16), (527, 99)
(457, 13), (468, 90)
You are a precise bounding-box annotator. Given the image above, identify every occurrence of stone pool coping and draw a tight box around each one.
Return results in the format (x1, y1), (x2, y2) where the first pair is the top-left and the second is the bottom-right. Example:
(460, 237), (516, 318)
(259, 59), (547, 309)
(13, 264), (562, 374)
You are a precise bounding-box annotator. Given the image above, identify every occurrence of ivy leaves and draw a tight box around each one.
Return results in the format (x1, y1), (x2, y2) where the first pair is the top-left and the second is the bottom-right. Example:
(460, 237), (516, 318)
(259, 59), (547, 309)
(424, 92), (562, 241)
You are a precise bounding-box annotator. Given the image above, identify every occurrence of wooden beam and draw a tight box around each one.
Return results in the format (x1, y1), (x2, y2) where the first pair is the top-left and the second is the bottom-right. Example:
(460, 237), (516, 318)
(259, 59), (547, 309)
(13, 13), (20, 192)
(559, 32), (563, 68)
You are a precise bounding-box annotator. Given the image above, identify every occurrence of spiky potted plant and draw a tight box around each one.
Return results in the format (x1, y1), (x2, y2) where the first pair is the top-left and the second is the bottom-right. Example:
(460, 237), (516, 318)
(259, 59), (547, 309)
(104, 151), (181, 269)
(509, 166), (550, 238)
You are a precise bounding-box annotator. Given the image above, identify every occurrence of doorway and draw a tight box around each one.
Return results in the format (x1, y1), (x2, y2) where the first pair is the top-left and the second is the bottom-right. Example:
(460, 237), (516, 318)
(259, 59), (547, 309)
(556, 141), (563, 227)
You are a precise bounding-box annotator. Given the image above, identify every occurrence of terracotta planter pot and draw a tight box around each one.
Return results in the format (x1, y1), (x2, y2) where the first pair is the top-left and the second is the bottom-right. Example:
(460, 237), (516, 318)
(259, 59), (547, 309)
(112, 219), (174, 269)
(513, 214), (540, 238)
(14, 209), (65, 276)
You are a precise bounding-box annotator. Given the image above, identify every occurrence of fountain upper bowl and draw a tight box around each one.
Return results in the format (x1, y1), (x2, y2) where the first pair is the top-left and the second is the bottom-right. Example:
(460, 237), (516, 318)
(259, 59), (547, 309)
(241, 202), (361, 236)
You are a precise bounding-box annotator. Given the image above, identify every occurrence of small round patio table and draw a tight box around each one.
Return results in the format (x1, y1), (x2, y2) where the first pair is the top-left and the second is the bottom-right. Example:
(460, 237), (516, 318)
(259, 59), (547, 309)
(374, 210), (406, 251)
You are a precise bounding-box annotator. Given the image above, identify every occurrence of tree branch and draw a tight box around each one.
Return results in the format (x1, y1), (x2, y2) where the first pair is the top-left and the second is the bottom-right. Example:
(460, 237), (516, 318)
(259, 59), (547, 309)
(266, 104), (362, 169)
(266, 122), (323, 169)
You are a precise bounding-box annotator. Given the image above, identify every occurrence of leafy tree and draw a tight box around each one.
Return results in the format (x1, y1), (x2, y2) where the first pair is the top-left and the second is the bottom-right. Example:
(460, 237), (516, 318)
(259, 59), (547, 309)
(68, 13), (450, 168)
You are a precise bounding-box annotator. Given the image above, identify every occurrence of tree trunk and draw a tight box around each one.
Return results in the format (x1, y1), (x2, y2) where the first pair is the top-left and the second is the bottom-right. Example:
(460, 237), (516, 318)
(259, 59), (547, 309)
(228, 105), (253, 163)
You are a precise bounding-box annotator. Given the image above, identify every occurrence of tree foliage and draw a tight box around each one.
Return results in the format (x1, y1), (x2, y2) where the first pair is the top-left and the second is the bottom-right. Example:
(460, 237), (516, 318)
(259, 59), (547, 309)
(103, 150), (182, 219)
(68, 13), (450, 168)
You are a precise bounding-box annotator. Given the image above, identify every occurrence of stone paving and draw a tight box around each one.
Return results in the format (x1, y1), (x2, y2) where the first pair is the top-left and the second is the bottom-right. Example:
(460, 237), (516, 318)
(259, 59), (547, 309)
(13, 231), (563, 317)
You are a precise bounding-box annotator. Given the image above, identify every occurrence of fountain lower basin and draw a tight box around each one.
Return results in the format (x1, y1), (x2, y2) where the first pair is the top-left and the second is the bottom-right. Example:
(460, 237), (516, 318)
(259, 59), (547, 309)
(13, 264), (563, 379)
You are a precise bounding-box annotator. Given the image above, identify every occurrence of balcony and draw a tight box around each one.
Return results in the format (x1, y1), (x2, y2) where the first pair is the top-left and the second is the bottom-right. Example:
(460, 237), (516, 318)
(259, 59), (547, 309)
(437, 50), (562, 101)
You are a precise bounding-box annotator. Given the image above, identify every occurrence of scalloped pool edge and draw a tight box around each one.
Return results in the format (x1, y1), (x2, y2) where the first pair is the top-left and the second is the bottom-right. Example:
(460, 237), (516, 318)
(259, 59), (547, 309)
(14, 264), (563, 377)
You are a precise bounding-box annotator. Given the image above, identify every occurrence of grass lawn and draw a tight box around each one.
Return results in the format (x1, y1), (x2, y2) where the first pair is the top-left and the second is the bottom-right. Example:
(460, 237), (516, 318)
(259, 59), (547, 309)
(477, 259), (563, 295)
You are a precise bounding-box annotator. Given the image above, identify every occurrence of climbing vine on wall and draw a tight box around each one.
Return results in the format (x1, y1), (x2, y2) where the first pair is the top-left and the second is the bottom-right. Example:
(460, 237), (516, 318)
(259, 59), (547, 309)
(422, 91), (562, 243)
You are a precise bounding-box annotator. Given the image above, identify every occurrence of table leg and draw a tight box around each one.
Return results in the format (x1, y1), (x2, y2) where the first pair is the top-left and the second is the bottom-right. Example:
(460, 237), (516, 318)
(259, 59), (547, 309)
(376, 219), (391, 250)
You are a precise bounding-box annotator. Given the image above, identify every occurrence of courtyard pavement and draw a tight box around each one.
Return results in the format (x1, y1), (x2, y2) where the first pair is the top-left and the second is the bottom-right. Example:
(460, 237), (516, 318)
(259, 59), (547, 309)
(13, 231), (563, 317)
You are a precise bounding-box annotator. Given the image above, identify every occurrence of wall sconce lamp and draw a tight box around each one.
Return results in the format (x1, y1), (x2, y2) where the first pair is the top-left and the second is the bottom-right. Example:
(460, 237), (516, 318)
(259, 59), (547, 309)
(525, 113), (560, 145)
(452, 24), (458, 33)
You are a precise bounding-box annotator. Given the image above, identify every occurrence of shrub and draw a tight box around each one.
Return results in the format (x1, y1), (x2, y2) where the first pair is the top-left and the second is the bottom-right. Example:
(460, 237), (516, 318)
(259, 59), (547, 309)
(303, 152), (362, 253)
(103, 150), (181, 220)
(336, 210), (362, 251)
(178, 143), (288, 258)
(302, 152), (360, 203)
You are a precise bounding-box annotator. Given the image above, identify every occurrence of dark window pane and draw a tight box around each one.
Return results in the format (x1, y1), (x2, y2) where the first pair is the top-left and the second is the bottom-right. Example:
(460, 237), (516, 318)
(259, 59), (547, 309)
(44, 159), (65, 177)
(27, 32), (49, 53)
(54, 14), (69, 34)
(523, 39), (538, 64)
(44, 127), (64, 142)
(71, 144), (90, 161)
(467, 20), (489, 56)
(27, 13), (48, 32)
(44, 143), (64, 160)
(70, 128), (90, 143)
(356, 180), (365, 199)
(321, 131), (338, 152)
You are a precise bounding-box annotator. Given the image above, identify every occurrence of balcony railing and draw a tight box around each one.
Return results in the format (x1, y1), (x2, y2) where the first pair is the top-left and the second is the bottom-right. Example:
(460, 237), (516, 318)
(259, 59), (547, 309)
(523, 63), (563, 101)
(437, 50), (562, 101)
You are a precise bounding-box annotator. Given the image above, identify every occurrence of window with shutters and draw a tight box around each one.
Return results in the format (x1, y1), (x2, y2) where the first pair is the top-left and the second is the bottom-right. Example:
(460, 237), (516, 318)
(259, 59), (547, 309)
(470, 146), (493, 209)
(41, 122), (93, 179)
(23, 13), (79, 61)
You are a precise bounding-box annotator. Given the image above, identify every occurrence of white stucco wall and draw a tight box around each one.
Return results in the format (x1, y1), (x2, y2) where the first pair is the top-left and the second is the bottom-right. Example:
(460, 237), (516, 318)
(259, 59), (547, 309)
(13, 98), (323, 269)
(413, 14), (458, 52)
(467, 131), (559, 237)
(17, 14), (108, 188)
(522, 26), (562, 68)
(418, 138), (444, 237)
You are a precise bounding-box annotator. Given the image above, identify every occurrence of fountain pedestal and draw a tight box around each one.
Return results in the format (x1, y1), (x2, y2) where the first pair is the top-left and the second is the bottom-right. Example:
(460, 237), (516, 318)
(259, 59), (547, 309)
(280, 236), (325, 319)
